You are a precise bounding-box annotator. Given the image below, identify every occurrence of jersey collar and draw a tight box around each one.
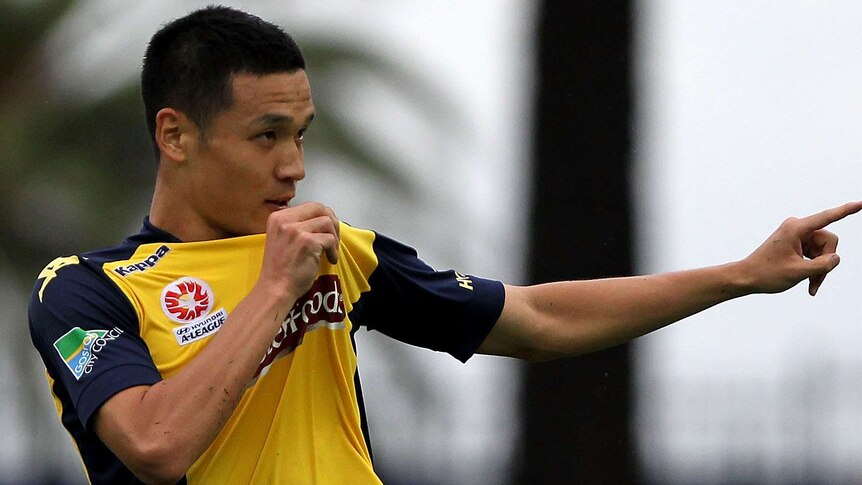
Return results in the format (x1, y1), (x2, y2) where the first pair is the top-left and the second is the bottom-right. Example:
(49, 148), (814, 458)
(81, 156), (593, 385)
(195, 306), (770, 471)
(130, 216), (184, 244)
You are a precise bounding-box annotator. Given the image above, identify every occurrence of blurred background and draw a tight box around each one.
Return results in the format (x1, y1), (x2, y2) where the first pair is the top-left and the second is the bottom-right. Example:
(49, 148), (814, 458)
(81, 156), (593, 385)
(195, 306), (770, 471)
(1, 1), (859, 484)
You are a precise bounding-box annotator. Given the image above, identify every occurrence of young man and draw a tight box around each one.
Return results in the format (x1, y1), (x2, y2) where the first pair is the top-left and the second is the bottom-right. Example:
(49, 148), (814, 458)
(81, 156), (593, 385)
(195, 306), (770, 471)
(28, 6), (860, 484)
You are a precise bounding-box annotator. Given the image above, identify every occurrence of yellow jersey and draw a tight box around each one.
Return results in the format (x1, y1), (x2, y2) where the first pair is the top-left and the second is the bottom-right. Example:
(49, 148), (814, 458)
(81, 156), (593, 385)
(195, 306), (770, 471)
(29, 218), (504, 484)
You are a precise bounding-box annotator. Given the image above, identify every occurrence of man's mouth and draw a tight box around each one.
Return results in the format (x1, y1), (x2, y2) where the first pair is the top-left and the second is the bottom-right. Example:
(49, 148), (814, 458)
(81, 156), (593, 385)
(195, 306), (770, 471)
(265, 199), (290, 209)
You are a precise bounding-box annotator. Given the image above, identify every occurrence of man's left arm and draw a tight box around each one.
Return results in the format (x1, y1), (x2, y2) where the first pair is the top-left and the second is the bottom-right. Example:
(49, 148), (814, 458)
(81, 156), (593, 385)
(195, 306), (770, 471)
(478, 201), (862, 361)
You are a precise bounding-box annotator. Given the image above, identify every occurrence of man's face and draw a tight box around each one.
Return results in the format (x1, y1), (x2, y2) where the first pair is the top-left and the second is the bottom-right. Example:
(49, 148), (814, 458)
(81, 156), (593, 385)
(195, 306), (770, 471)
(182, 70), (315, 238)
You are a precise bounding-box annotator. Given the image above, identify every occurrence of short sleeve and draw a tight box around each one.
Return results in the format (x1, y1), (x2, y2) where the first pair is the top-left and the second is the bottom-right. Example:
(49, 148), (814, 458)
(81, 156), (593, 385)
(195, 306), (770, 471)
(29, 256), (163, 429)
(349, 233), (505, 362)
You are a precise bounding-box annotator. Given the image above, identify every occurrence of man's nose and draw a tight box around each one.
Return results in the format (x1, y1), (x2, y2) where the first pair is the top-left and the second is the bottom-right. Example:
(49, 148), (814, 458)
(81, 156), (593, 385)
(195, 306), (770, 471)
(275, 142), (305, 181)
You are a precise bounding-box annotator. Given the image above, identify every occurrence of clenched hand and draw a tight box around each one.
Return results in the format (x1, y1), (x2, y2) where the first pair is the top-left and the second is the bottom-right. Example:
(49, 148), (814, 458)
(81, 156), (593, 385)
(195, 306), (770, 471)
(258, 202), (341, 301)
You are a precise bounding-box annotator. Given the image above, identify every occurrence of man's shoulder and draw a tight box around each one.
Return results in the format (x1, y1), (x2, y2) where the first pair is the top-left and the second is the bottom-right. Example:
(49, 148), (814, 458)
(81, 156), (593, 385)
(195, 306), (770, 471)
(35, 214), (186, 284)
(339, 222), (375, 246)
(338, 222), (392, 265)
(28, 229), (156, 317)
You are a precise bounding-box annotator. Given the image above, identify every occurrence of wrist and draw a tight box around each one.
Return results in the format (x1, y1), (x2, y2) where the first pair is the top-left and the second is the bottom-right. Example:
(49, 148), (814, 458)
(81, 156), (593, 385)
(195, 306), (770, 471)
(723, 260), (758, 297)
(250, 279), (301, 309)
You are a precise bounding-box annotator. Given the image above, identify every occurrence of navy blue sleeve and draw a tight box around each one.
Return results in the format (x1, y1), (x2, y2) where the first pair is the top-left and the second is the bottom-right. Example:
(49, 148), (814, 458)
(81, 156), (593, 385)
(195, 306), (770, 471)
(350, 233), (505, 362)
(28, 257), (163, 429)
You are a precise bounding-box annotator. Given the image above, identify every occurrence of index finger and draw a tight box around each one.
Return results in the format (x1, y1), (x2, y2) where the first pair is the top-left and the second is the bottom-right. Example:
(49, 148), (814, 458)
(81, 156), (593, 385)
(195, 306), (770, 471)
(799, 201), (862, 232)
(325, 206), (341, 241)
(271, 201), (331, 223)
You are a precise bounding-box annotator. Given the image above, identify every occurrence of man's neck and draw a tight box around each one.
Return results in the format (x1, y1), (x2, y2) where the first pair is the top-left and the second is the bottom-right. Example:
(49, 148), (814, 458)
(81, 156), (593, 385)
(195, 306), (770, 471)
(149, 176), (222, 242)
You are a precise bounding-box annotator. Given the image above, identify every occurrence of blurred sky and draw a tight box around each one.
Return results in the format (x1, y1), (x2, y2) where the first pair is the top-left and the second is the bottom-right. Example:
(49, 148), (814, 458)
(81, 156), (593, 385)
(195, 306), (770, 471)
(634, 1), (862, 483)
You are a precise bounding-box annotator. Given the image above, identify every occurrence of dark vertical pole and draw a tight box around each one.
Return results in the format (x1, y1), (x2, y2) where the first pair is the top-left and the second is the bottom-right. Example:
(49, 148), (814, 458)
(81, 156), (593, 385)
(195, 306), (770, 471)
(518, 1), (635, 484)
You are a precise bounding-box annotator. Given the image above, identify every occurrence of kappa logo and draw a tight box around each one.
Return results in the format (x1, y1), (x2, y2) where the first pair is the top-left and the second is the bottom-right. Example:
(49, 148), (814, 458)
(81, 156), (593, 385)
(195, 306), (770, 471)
(37, 255), (79, 302)
(161, 277), (214, 323)
(114, 245), (170, 277)
(53, 326), (124, 380)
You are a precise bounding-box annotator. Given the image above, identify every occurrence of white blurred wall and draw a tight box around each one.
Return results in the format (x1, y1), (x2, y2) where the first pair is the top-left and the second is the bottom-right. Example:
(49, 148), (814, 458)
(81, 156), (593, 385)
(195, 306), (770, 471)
(634, 1), (862, 483)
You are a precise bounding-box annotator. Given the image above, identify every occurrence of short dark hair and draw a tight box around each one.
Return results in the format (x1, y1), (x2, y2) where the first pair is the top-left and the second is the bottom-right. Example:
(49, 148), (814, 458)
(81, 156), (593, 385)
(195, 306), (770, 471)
(141, 6), (306, 158)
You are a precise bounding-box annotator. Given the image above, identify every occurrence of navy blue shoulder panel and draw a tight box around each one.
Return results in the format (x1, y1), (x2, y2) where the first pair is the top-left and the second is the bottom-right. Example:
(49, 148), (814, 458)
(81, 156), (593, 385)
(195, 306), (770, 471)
(28, 218), (175, 484)
(349, 232), (505, 363)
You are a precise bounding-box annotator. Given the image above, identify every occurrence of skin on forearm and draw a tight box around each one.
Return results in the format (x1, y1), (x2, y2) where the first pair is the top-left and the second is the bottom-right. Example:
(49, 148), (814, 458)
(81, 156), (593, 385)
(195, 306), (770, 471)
(481, 201), (862, 362)
(94, 284), (297, 483)
(483, 261), (752, 361)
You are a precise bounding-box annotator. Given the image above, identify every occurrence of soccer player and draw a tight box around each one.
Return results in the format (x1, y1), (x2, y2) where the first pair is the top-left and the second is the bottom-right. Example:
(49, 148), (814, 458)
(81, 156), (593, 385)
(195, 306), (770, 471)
(28, 6), (861, 484)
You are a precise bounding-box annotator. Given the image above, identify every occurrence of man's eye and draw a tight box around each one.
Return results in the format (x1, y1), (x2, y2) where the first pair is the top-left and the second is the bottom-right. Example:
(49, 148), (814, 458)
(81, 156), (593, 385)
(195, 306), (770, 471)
(258, 131), (277, 141)
(296, 129), (306, 141)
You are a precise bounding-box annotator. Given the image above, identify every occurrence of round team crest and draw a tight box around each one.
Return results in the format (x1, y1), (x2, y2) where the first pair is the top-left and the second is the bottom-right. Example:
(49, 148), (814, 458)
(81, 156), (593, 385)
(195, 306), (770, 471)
(161, 277), (214, 323)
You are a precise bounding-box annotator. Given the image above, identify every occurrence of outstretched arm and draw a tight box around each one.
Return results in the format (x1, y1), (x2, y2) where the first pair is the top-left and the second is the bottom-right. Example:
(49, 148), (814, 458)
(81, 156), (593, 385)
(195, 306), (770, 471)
(478, 201), (862, 361)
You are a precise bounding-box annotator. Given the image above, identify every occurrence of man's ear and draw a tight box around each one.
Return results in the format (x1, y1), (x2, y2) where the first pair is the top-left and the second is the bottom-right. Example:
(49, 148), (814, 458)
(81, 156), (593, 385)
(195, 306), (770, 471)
(155, 108), (195, 163)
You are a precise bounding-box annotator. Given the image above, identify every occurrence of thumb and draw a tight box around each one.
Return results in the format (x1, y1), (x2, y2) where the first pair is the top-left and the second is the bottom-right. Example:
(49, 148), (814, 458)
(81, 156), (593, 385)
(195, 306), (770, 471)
(806, 253), (840, 296)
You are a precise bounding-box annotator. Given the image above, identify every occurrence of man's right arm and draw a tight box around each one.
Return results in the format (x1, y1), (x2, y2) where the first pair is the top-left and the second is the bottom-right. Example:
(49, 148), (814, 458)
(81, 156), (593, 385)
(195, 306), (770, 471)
(92, 203), (340, 484)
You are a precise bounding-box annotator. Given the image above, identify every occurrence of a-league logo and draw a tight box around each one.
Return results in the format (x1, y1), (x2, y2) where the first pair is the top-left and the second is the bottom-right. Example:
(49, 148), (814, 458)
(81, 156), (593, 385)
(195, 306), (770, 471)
(161, 277), (214, 323)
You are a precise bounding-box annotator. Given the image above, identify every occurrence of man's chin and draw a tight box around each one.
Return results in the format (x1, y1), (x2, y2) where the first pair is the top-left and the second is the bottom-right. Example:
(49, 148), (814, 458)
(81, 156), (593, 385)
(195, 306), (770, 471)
(222, 220), (268, 238)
